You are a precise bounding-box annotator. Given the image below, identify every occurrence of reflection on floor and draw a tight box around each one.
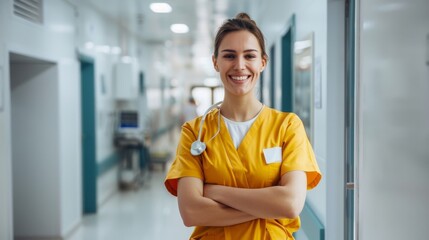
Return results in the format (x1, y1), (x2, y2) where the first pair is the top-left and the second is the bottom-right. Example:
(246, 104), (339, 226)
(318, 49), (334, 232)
(67, 128), (194, 240)
(67, 170), (193, 240)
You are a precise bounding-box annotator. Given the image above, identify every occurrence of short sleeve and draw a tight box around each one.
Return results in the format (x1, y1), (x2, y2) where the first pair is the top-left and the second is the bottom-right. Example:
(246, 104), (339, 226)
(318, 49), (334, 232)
(281, 113), (322, 190)
(164, 122), (204, 196)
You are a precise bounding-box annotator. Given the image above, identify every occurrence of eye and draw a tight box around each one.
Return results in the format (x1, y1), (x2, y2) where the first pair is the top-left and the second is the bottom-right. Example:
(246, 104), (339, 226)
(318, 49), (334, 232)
(245, 54), (257, 59)
(223, 54), (235, 59)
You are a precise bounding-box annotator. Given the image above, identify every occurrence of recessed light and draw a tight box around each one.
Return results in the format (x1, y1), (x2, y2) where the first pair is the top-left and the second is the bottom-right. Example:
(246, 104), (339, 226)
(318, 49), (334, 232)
(150, 3), (172, 13)
(170, 24), (189, 34)
(111, 46), (122, 55)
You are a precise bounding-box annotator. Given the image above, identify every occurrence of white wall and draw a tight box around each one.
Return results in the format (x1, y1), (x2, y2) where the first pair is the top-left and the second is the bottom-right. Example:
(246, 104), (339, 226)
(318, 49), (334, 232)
(254, 0), (328, 226)
(0, 19), (14, 240)
(58, 59), (82, 236)
(0, 0), (82, 238)
(357, 0), (429, 239)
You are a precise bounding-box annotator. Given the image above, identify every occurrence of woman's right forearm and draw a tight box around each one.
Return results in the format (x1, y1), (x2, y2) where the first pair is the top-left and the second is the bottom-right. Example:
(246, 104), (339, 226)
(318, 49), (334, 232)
(177, 177), (257, 227)
(179, 195), (257, 227)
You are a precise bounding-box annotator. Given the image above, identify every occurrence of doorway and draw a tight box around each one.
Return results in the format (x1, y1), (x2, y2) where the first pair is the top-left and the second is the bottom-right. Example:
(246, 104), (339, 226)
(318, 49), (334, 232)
(79, 54), (97, 214)
(10, 52), (59, 238)
(281, 15), (295, 112)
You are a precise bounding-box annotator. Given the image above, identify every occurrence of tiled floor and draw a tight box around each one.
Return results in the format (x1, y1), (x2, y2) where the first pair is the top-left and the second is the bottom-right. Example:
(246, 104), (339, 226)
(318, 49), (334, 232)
(67, 128), (194, 240)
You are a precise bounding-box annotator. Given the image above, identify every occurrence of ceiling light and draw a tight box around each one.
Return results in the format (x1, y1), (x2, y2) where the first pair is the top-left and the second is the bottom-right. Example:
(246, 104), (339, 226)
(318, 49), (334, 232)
(95, 45), (111, 54)
(121, 56), (133, 63)
(150, 3), (172, 13)
(111, 46), (122, 55)
(85, 41), (94, 49)
(170, 24), (189, 34)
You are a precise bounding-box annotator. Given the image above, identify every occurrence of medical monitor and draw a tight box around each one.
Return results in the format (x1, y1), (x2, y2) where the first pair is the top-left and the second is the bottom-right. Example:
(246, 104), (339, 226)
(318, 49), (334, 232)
(117, 111), (140, 134)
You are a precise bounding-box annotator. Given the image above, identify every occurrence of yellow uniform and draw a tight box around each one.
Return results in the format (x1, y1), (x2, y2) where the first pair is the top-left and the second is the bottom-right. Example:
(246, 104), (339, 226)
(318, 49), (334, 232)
(165, 107), (321, 240)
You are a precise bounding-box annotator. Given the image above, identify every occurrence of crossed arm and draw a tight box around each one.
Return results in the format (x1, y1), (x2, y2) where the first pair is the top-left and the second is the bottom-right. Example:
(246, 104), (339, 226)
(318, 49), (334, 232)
(176, 170), (307, 227)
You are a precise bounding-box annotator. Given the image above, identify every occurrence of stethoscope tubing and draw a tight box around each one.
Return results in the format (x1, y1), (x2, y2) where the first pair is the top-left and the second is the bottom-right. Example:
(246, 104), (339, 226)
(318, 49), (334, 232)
(191, 101), (223, 156)
(196, 101), (223, 143)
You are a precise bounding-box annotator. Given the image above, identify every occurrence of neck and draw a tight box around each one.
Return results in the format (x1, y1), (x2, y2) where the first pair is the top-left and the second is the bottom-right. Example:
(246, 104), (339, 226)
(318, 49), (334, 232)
(220, 95), (263, 122)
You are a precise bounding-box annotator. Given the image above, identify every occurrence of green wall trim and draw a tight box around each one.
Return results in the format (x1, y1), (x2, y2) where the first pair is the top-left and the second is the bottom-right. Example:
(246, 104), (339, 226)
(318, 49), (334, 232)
(97, 151), (120, 177)
(300, 203), (325, 240)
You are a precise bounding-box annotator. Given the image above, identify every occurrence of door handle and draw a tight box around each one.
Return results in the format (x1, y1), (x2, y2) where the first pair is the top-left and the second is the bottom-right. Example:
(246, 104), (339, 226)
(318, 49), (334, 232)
(346, 182), (354, 189)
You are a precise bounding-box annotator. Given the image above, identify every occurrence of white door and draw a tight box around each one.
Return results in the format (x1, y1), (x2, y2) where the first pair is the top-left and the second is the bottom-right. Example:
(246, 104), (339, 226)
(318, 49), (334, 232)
(356, 0), (429, 239)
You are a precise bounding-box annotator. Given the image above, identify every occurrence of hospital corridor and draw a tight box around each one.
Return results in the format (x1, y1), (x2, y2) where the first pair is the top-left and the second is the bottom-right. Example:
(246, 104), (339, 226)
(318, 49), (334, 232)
(1, 0), (429, 240)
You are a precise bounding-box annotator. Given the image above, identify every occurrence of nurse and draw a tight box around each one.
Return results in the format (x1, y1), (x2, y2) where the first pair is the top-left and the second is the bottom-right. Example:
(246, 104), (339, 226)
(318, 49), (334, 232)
(165, 12), (322, 239)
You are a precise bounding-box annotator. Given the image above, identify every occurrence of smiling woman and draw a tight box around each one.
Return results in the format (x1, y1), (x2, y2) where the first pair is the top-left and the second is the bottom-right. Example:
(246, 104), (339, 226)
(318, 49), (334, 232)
(213, 30), (265, 102)
(164, 12), (322, 240)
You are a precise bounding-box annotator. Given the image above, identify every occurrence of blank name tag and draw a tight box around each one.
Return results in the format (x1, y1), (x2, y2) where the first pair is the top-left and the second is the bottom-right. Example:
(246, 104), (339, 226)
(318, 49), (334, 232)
(263, 147), (282, 164)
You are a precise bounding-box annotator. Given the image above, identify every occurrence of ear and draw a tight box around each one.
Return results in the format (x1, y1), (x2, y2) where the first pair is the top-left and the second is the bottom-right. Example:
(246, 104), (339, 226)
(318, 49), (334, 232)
(260, 57), (267, 72)
(212, 55), (219, 72)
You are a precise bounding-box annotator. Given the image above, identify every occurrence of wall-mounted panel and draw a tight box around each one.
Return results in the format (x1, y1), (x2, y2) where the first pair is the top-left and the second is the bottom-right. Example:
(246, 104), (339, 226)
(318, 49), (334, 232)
(115, 62), (139, 100)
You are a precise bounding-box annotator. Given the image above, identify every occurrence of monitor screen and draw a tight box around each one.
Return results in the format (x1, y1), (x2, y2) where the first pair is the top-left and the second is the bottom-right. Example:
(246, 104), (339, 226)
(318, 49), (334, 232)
(118, 111), (139, 130)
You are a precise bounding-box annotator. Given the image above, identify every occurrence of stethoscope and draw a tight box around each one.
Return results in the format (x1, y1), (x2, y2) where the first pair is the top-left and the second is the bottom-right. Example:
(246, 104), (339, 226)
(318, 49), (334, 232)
(190, 101), (223, 156)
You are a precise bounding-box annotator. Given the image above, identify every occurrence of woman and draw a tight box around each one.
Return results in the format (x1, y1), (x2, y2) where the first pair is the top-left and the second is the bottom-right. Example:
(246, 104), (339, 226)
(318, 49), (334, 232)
(165, 13), (321, 239)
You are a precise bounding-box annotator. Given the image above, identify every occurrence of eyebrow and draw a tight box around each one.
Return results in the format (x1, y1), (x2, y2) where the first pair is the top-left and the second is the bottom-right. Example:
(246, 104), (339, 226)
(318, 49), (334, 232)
(220, 49), (259, 53)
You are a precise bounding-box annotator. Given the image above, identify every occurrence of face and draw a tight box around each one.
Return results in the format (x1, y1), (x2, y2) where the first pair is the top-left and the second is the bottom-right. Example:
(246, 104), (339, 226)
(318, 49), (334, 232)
(213, 30), (266, 98)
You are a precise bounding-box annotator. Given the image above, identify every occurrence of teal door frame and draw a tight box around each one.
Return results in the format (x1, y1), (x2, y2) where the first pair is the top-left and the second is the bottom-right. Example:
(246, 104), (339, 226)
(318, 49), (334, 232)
(79, 54), (97, 214)
(281, 15), (296, 112)
(269, 45), (276, 107)
(345, 0), (356, 239)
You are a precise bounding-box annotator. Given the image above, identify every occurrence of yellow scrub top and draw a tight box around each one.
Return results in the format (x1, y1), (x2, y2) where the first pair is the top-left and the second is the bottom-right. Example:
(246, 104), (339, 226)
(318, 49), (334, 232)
(165, 107), (322, 240)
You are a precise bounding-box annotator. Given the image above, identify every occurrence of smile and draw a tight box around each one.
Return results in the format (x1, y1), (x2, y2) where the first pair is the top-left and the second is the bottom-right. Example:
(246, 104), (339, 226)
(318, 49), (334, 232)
(229, 75), (250, 81)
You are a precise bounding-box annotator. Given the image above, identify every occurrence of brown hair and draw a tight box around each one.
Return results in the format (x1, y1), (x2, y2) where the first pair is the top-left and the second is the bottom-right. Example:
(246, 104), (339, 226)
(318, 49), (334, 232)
(213, 13), (268, 60)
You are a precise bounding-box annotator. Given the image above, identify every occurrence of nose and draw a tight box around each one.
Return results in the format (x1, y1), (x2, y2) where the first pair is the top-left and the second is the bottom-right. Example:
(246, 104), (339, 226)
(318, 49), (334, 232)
(234, 56), (246, 70)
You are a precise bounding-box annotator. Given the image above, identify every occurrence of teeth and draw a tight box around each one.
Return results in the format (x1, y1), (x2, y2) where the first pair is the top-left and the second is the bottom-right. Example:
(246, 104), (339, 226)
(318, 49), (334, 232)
(231, 76), (248, 80)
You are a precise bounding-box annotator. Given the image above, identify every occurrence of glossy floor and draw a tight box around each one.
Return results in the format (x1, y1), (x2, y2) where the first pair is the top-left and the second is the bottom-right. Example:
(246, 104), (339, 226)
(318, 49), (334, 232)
(67, 127), (194, 240)
(67, 170), (193, 240)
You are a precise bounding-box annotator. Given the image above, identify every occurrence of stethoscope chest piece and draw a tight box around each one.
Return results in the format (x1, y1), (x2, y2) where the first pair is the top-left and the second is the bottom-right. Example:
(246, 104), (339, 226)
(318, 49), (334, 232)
(190, 140), (206, 156)
(189, 101), (223, 156)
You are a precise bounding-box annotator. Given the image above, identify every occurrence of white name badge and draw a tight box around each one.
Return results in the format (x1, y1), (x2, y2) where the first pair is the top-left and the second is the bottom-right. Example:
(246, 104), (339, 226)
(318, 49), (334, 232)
(263, 147), (282, 164)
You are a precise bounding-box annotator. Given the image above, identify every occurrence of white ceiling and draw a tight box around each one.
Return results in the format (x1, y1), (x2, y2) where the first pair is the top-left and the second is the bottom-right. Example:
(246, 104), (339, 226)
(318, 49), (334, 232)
(86, 0), (250, 45)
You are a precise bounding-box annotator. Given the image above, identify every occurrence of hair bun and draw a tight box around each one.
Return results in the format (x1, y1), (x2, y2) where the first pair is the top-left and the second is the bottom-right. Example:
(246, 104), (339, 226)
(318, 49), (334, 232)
(235, 12), (252, 21)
